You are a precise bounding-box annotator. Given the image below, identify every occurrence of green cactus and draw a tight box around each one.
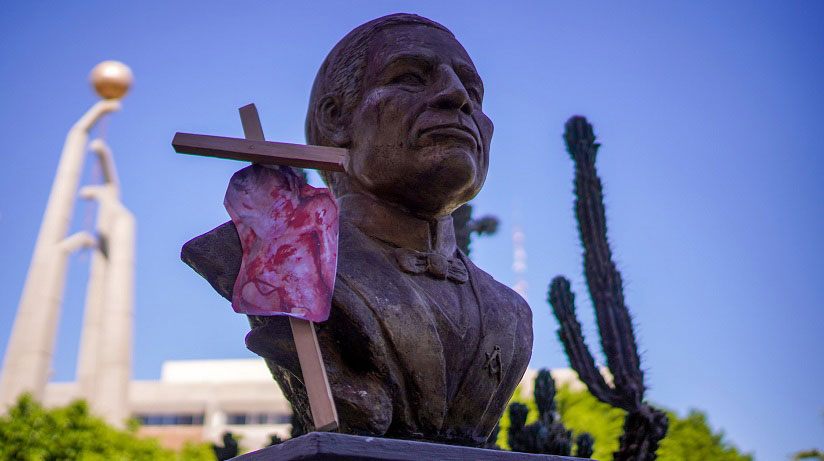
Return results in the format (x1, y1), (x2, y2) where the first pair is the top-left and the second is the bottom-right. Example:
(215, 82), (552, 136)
(506, 369), (593, 458)
(548, 116), (668, 460)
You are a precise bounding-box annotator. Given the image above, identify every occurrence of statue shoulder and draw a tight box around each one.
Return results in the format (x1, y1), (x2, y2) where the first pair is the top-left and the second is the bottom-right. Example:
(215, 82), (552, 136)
(181, 221), (241, 301)
(335, 219), (400, 276)
(462, 255), (533, 326)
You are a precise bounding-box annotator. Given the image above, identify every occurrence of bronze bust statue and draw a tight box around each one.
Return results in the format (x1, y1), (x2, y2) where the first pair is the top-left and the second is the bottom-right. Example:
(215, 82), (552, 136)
(182, 13), (533, 447)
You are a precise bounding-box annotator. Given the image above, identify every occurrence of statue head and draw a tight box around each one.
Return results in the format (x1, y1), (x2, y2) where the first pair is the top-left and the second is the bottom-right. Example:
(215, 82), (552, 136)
(306, 14), (493, 217)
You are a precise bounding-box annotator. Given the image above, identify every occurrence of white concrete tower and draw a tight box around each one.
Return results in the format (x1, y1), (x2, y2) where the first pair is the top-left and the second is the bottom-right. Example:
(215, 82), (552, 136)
(0, 62), (134, 428)
(76, 139), (136, 428)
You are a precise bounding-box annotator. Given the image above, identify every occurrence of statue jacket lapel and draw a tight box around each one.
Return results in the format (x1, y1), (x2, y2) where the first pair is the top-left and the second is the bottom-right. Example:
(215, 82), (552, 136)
(334, 218), (447, 434)
(335, 218), (532, 443)
(442, 253), (533, 442)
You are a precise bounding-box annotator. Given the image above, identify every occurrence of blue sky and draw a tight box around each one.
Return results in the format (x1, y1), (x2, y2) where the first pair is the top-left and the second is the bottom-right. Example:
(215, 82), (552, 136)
(1, 1), (822, 459)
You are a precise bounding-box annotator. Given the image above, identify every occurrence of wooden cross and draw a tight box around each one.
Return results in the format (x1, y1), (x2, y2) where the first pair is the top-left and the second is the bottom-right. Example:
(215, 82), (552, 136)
(173, 104), (343, 432)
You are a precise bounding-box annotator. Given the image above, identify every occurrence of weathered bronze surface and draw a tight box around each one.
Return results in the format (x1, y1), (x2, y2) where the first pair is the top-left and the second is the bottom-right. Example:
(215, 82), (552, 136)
(182, 13), (533, 447)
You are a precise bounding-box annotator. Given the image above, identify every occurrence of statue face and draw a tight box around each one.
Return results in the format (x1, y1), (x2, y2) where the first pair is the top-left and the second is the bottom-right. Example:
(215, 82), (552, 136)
(346, 24), (493, 217)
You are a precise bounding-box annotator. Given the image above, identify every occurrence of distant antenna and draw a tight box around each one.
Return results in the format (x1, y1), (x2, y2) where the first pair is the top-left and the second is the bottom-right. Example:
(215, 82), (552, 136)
(512, 224), (528, 301)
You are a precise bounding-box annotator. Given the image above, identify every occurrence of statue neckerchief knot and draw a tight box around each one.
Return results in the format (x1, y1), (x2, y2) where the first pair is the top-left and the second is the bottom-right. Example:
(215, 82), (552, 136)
(181, 13), (533, 446)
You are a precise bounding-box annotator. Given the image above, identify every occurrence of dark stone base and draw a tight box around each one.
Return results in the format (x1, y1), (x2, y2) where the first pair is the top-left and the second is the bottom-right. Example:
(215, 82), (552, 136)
(232, 432), (588, 460)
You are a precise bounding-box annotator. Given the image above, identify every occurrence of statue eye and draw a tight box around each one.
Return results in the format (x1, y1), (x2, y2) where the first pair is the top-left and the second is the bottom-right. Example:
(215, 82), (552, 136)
(390, 72), (425, 86)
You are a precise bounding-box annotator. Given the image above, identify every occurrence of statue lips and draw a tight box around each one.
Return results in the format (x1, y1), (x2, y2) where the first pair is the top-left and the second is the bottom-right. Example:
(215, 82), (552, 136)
(417, 122), (479, 151)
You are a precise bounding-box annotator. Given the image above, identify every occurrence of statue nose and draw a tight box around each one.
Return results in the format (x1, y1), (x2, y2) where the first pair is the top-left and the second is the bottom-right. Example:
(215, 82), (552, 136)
(429, 66), (472, 115)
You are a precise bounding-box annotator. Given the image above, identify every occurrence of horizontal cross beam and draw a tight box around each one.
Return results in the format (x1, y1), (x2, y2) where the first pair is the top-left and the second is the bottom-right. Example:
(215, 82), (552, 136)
(172, 132), (347, 172)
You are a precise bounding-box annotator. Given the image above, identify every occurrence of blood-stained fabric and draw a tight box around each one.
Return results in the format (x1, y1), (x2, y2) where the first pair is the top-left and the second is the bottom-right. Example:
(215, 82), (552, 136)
(224, 164), (338, 322)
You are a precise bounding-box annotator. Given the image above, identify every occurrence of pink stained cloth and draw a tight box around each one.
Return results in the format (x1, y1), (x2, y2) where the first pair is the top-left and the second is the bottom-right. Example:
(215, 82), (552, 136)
(224, 165), (338, 322)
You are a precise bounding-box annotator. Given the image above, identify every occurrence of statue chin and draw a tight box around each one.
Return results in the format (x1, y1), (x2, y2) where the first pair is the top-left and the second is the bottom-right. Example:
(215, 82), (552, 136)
(435, 149), (480, 190)
(401, 152), (482, 216)
(348, 144), (484, 217)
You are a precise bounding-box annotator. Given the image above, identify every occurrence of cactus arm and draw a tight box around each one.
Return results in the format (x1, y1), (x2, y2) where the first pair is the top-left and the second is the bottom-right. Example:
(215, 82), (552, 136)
(548, 277), (618, 405)
(564, 116), (645, 410)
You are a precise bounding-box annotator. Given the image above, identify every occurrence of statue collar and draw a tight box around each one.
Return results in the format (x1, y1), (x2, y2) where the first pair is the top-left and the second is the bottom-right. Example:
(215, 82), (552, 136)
(337, 193), (457, 257)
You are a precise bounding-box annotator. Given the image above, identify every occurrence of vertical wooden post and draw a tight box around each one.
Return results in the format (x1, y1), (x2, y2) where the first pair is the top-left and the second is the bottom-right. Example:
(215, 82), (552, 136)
(288, 319), (338, 431)
(238, 104), (339, 432)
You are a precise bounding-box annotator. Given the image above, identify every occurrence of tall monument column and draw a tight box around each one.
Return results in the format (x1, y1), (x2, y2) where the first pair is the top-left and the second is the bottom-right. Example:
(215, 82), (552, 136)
(76, 140), (121, 402)
(0, 61), (134, 414)
(77, 173), (135, 428)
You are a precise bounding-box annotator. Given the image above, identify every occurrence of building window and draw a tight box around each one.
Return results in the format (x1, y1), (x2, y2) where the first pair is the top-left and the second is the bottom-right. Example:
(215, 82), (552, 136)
(227, 413), (247, 425)
(136, 413), (205, 426)
(226, 413), (290, 425)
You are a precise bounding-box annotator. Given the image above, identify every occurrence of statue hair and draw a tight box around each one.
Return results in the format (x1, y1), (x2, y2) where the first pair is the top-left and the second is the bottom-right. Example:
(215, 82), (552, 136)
(304, 13), (453, 196)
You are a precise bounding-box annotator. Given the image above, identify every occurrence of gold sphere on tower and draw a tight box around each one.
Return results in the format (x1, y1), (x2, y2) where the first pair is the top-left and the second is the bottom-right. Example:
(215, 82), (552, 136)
(89, 61), (133, 100)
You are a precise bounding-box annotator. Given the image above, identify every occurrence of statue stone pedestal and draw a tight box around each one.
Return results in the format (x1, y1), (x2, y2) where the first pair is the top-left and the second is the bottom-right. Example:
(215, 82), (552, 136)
(231, 432), (587, 460)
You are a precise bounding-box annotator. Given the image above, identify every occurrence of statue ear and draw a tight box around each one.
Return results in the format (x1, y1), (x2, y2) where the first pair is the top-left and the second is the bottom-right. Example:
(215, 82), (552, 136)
(316, 95), (350, 147)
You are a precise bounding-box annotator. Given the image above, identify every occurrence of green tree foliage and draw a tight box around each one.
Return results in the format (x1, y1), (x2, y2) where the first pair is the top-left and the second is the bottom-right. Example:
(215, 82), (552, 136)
(452, 203), (499, 256)
(0, 394), (214, 461)
(555, 386), (625, 459)
(793, 449), (824, 460)
(499, 385), (752, 461)
(656, 411), (753, 461)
